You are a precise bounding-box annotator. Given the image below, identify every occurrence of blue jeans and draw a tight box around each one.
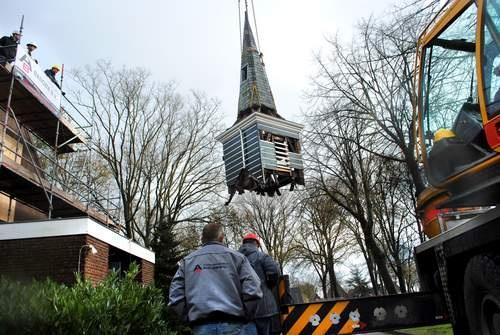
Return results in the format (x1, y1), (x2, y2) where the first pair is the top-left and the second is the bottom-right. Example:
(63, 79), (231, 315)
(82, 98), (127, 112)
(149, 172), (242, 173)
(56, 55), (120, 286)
(192, 322), (257, 335)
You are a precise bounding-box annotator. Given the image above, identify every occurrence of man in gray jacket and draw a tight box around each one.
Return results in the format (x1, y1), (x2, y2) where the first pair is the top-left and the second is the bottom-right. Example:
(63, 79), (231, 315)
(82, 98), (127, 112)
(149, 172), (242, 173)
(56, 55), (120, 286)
(169, 223), (263, 335)
(239, 233), (281, 335)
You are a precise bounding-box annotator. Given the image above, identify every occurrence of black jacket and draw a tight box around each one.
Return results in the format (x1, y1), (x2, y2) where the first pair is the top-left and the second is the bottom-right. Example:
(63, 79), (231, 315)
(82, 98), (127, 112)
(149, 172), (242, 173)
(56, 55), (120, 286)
(0, 36), (18, 64)
(239, 243), (280, 318)
(44, 69), (60, 89)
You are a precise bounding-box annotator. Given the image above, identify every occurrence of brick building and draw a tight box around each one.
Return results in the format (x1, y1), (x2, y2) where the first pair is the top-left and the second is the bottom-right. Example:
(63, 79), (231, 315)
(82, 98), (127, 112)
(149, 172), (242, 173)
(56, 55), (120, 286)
(0, 218), (155, 284)
(0, 48), (154, 284)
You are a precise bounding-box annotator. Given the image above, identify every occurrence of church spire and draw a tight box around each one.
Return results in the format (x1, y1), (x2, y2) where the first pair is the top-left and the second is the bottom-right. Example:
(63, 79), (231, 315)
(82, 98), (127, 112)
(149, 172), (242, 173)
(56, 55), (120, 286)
(236, 10), (281, 123)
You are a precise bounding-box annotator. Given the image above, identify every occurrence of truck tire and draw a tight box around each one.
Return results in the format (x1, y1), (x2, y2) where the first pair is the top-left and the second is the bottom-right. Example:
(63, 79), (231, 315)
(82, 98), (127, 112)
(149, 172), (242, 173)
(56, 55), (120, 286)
(464, 254), (500, 335)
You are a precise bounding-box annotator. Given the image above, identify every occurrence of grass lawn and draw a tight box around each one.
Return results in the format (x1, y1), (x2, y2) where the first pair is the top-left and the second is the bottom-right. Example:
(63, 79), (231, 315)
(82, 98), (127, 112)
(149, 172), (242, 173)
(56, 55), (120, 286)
(397, 324), (454, 335)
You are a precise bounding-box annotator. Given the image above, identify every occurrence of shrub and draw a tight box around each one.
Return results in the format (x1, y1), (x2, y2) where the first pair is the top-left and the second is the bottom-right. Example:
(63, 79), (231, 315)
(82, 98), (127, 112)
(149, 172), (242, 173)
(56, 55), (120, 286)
(0, 263), (176, 335)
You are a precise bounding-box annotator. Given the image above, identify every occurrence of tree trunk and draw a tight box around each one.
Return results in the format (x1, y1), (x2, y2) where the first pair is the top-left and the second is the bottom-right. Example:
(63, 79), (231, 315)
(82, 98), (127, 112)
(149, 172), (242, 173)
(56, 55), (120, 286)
(364, 233), (397, 294)
(395, 255), (407, 293)
(122, 198), (134, 240)
(321, 274), (328, 299)
(403, 147), (425, 196)
(360, 242), (379, 295)
(329, 263), (340, 298)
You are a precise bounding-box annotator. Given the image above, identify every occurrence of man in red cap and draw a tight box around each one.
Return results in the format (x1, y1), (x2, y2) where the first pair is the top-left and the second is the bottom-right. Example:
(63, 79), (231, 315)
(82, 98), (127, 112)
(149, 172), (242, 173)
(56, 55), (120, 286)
(239, 233), (280, 335)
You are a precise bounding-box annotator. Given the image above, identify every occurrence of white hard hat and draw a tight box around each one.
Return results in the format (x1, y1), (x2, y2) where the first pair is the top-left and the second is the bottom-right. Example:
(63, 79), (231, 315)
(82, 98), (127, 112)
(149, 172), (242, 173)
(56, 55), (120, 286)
(27, 42), (37, 48)
(12, 30), (21, 35)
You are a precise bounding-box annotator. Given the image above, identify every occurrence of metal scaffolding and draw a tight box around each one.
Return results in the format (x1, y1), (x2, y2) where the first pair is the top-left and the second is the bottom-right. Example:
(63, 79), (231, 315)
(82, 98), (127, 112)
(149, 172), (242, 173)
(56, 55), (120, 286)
(0, 24), (121, 228)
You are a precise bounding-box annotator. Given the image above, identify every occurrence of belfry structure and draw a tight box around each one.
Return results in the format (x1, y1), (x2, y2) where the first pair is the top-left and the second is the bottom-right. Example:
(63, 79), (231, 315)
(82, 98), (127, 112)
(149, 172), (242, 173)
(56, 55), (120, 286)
(217, 3), (305, 205)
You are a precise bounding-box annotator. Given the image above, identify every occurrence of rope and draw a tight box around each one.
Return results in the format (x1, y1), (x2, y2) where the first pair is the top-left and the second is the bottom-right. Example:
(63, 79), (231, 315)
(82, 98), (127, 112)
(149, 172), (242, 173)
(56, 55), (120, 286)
(251, 0), (261, 52)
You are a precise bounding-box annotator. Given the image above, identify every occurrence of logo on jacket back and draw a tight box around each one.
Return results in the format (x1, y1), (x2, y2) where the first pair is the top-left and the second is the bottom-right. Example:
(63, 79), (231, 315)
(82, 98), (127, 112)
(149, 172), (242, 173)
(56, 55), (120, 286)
(194, 264), (202, 273)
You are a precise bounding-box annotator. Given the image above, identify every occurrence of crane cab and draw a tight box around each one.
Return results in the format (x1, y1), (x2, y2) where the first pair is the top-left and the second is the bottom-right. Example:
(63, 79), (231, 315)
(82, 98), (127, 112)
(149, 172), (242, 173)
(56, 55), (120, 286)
(416, 0), (500, 224)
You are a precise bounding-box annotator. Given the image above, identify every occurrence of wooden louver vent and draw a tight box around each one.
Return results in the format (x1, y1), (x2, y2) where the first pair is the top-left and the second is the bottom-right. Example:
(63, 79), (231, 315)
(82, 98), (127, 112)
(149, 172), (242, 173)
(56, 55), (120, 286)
(274, 140), (290, 172)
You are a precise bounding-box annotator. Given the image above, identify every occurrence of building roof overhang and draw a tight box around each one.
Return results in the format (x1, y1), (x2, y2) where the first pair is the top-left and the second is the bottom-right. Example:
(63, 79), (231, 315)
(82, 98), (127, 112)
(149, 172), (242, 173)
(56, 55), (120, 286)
(0, 217), (155, 263)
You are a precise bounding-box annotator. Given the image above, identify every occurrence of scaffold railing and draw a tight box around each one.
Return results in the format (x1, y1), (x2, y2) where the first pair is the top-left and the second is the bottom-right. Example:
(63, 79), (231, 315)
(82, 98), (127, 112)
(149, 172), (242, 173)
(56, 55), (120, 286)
(0, 47), (122, 230)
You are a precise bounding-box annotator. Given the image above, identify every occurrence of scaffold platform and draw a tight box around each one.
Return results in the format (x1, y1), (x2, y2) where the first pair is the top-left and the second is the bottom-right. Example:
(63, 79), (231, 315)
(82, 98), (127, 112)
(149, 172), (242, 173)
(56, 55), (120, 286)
(0, 65), (84, 153)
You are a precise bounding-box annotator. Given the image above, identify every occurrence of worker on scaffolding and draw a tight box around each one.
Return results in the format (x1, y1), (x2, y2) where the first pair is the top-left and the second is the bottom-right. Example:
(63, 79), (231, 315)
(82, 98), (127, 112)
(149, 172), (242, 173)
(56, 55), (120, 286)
(44, 65), (62, 89)
(0, 30), (21, 66)
(26, 42), (38, 64)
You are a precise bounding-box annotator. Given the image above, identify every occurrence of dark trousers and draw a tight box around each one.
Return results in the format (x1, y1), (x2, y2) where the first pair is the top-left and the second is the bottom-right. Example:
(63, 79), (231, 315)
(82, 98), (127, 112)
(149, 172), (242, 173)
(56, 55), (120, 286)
(254, 317), (272, 335)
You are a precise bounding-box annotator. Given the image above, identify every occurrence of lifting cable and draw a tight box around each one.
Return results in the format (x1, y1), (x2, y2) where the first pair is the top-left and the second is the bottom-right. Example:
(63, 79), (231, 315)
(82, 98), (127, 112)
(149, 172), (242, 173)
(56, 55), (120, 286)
(250, 0), (262, 52)
(238, 0), (242, 52)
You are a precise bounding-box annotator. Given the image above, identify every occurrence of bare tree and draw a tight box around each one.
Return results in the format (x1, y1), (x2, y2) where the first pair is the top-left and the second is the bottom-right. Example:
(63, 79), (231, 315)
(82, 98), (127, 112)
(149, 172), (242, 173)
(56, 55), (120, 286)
(304, 1), (442, 294)
(296, 191), (353, 298)
(306, 111), (398, 294)
(225, 192), (299, 270)
(141, 91), (223, 247)
(308, 1), (440, 197)
(71, 61), (223, 246)
(209, 206), (246, 250)
(371, 159), (420, 293)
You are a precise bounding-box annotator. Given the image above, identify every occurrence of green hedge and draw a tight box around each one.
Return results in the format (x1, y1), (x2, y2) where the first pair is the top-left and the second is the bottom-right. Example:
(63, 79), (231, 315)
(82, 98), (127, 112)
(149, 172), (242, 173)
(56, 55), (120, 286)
(0, 263), (176, 335)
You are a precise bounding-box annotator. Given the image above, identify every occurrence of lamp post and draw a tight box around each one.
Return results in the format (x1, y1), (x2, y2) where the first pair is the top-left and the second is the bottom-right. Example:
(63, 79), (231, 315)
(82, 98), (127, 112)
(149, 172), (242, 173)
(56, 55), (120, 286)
(78, 244), (98, 276)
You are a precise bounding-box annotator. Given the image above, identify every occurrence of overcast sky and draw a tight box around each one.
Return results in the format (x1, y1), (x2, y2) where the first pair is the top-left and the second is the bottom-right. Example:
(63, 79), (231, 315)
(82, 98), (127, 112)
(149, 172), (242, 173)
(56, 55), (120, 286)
(2, 0), (397, 126)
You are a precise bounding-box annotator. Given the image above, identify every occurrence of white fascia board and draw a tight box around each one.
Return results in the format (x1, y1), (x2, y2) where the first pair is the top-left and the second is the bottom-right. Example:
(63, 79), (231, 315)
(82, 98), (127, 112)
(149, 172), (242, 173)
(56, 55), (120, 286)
(216, 112), (305, 143)
(0, 218), (155, 263)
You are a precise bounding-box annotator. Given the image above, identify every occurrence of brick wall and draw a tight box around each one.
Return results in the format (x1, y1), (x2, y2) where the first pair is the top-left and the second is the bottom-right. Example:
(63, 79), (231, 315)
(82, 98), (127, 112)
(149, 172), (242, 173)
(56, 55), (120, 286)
(141, 259), (154, 285)
(0, 234), (154, 285)
(83, 236), (109, 285)
(0, 235), (86, 284)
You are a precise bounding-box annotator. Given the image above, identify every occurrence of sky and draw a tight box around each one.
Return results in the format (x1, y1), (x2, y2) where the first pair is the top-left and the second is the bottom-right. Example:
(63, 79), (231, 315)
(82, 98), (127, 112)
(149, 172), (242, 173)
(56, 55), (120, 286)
(2, 0), (396, 127)
(2, 0), (402, 285)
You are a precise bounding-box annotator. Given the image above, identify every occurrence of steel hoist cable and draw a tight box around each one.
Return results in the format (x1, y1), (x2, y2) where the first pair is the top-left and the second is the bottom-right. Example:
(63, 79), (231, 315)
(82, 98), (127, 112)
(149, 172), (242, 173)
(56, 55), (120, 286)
(238, 0), (242, 52)
(250, 0), (261, 52)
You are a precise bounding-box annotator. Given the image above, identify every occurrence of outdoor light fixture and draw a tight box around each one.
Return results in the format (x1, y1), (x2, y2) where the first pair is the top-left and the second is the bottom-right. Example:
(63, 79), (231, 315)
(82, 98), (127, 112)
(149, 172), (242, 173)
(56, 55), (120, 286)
(77, 244), (98, 275)
(89, 244), (98, 255)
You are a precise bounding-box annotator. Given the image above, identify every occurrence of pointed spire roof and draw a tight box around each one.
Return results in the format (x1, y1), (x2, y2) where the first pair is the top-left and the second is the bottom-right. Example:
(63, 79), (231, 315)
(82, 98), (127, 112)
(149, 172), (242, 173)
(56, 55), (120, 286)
(236, 11), (282, 123)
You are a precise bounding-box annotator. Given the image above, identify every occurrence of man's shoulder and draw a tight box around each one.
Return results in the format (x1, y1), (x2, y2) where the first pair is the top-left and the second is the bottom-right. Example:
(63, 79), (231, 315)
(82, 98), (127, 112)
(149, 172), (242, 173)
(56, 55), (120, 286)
(225, 246), (247, 258)
(185, 243), (244, 259)
(0, 36), (10, 45)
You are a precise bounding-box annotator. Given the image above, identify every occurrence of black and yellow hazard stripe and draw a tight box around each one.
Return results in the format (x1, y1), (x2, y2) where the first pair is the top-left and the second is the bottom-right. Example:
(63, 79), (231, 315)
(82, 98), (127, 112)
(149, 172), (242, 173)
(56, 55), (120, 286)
(281, 300), (356, 335)
(280, 290), (450, 334)
(278, 275), (365, 334)
(311, 301), (349, 335)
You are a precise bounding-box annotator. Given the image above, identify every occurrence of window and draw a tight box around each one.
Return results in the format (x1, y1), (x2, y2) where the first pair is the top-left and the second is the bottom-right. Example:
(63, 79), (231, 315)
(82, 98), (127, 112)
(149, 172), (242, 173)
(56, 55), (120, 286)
(421, 3), (478, 151)
(241, 65), (248, 82)
(482, 0), (500, 117)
